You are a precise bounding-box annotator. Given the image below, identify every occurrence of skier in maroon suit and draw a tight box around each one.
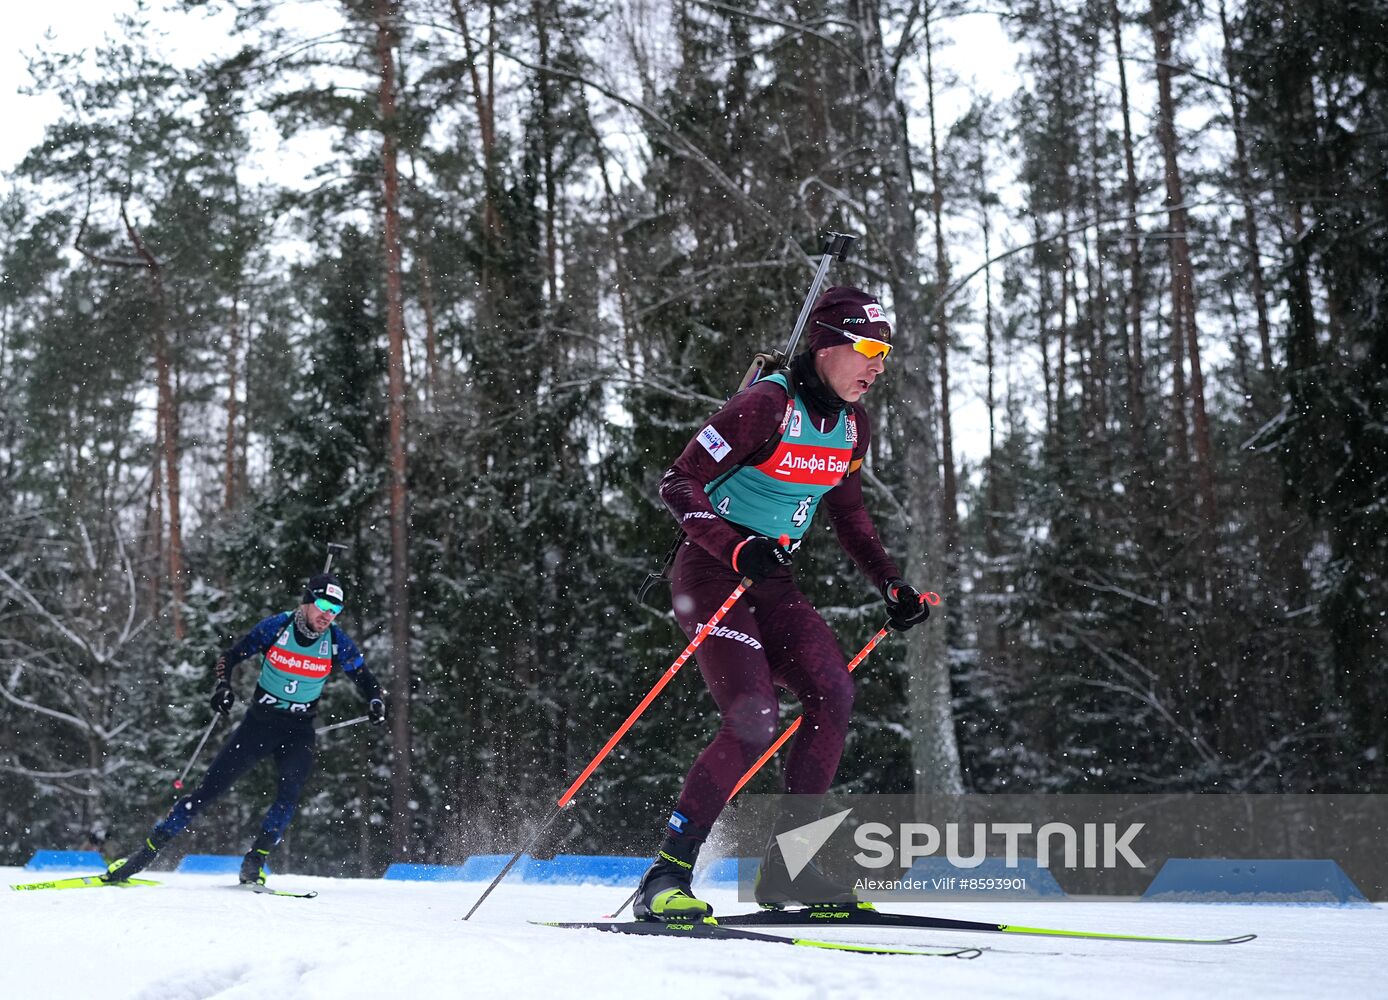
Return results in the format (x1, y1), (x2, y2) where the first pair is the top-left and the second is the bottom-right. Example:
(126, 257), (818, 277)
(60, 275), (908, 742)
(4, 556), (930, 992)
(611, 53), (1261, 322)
(634, 287), (930, 921)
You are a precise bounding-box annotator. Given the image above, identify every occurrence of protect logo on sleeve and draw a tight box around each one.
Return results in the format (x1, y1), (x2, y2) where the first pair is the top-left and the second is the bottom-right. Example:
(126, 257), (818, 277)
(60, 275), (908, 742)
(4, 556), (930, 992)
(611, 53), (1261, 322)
(698, 425), (732, 462)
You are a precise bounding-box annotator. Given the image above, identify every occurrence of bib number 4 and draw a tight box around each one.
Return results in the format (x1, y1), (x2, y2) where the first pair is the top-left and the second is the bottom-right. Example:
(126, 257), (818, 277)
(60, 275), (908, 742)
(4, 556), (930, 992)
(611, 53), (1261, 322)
(791, 496), (812, 528)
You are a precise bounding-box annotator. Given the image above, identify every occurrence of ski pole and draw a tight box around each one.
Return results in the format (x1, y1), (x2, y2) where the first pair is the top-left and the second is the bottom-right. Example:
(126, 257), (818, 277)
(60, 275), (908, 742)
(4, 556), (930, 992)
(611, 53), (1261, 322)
(462, 575), (755, 920)
(173, 715), (221, 790)
(315, 715), (370, 736)
(728, 591), (941, 799)
(603, 590), (941, 919)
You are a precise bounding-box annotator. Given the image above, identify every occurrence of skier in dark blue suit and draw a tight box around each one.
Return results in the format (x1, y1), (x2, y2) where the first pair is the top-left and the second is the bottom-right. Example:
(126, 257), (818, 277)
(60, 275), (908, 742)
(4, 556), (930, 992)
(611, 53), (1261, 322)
(103, 573), (386, 886)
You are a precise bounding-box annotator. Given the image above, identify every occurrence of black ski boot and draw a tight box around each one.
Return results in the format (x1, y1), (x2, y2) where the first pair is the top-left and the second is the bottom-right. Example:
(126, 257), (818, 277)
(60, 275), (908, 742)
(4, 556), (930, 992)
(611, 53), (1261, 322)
(753, 837), (860, 910)
(754, 796), (861, 910)
(239, 831), (277, 885)
(102, 829), (170, 883)
(633, 827), (713, 922)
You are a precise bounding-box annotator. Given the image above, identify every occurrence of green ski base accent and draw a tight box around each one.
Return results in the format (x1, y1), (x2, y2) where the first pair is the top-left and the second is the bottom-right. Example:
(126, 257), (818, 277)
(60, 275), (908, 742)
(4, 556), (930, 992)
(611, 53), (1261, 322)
(534, 918), (981, 958)
(719, 907), (1255, 945)
(11, 875), (160, 891)
(232, 883), (318, 899)
(1000, 923), (1256, 945)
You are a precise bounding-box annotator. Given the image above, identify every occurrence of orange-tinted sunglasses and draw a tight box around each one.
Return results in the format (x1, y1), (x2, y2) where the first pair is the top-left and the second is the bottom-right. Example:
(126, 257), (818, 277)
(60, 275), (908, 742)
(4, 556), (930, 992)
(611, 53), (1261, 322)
(816, 321), (892, 359)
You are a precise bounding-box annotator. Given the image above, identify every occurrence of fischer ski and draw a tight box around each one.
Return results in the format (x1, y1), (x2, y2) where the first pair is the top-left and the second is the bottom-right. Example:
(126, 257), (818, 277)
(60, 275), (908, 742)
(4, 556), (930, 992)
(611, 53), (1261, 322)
(534, 918), (981, 958)
(11, 875), (160, 891)
(232, 883), (318, 898)
(716, 906), (1255, 945)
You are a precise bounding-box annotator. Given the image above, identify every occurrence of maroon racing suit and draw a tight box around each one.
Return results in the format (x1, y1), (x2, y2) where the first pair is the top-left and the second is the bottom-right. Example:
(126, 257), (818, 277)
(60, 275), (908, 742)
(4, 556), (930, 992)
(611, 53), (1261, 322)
(658, 356), (900, 831)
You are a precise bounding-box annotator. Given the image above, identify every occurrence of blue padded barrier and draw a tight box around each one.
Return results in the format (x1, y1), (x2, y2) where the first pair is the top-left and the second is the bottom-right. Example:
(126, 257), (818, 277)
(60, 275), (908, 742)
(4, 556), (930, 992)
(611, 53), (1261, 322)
(383, 863), (472, 881)
(691, 856), (1066, 897)
(176, 855), (260, 876)
(25, 850), (106, 871)
(456, 854), (534, 881)
(699, 857), (760, 885)
(1140, 858), (1369, 904)
(520, 855), (649, 886)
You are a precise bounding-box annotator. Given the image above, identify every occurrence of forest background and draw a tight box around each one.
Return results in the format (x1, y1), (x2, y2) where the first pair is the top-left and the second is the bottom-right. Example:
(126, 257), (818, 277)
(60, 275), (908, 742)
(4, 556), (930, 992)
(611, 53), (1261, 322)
(1, 0), (1383, 874)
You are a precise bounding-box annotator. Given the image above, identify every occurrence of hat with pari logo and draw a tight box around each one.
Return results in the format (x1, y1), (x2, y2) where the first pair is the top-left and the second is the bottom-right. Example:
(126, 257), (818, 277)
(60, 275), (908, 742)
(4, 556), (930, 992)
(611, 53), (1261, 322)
(304, 573), (346, 609)
(805, 286), (893, 352)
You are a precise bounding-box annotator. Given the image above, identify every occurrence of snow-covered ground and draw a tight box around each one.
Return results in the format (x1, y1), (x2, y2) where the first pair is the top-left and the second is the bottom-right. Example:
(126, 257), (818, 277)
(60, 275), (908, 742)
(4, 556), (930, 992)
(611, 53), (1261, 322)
(3, 866), (1382, 999)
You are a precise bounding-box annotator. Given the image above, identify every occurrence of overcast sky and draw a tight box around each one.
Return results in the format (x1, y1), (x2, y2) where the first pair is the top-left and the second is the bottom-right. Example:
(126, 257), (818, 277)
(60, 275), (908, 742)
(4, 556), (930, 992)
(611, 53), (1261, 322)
(4, 2), (1023, 462)
(5, 5), (235, 174)
(4, 3), (1020, 172)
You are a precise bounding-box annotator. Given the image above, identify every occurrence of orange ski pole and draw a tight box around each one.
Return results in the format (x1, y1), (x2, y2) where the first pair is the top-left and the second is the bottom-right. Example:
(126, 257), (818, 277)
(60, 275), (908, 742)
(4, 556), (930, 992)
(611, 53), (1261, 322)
(462, 574), (755, 920)
(728, 590), (941, 799)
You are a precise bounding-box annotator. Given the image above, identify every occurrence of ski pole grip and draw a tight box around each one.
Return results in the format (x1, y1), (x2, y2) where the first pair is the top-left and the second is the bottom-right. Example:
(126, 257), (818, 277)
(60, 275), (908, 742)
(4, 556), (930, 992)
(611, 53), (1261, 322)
(887, 585), (941, 605)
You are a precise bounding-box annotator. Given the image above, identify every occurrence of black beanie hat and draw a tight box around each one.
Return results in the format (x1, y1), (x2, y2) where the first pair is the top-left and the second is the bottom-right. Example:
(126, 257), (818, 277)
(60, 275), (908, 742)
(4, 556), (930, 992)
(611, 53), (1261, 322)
(304, 573), (345, 607)
(804, 286), (893, 352)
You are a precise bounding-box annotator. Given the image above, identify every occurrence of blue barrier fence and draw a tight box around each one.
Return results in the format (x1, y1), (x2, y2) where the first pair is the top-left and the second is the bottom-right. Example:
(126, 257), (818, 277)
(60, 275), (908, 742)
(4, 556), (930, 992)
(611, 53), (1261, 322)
(383, 863), (473, 881)
(1140, 858), (1369, 904)
(177, 855), (261, 876)
(521, 855), (649, 886)
(381, 854), (539, 881)
(700, 857), (758, 885)
(25, 850), (106, 871)
(384, 855), (651, 885)
(36, 849), (1297, 899)
(459, 854), (534, 881)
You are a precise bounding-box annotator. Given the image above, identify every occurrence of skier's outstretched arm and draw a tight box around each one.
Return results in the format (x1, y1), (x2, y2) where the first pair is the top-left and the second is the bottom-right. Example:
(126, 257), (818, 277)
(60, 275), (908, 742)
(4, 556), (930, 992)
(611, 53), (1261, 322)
(823, 404), (899, 591)
(210, 613), (293, 715)
(335, 628), (387, 724)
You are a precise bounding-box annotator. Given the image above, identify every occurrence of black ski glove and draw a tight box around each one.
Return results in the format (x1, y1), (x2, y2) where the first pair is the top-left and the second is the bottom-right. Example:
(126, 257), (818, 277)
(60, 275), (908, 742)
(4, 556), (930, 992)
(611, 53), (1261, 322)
(368, 698), (388, 725)
(210, 681), (235, 716)
(732, 536), (793, 583)
(882, 578), (931, 631)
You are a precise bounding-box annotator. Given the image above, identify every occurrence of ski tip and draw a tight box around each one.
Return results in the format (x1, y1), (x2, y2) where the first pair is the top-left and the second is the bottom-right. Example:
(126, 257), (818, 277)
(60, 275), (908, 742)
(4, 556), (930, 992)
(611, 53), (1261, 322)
(230, 883), (317, 898)
(1001, 923), (1258, 945)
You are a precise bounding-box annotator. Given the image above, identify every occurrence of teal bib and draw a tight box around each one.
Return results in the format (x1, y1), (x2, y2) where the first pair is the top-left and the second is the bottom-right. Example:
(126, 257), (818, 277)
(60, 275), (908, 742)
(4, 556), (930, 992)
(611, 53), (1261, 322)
(255, 613), (335, 710)
(705, 373), (856, 540)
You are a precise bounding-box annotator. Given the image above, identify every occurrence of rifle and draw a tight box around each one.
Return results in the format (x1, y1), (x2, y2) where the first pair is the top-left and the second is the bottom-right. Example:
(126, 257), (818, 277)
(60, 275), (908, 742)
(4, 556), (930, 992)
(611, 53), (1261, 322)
(636, 232), (857, 607)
